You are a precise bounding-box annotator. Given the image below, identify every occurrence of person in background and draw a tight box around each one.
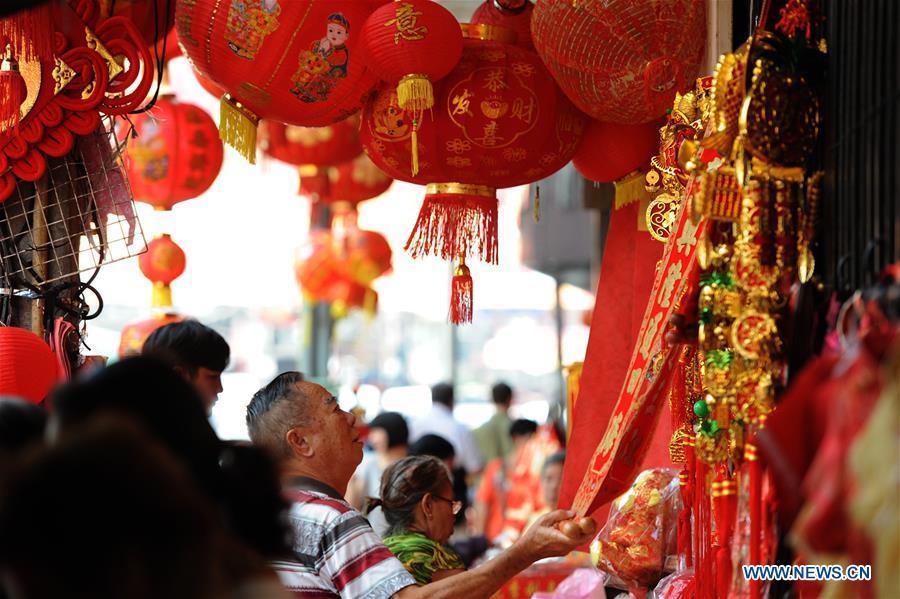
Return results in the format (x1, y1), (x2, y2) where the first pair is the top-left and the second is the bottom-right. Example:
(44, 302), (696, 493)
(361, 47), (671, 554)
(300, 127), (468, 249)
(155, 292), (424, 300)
(409, 434), (469, 527)
(142, 319), (230, 413)
(373, 455), (465, 585)
(473, 382), (514, 465)
(0, 397), (47, 457)
(348, 411), (409, 535)
(246, 373), (596, 599)
(473, 418), (538, 542)
(410, 383), (482, 476)
(540, 451), (566, 511)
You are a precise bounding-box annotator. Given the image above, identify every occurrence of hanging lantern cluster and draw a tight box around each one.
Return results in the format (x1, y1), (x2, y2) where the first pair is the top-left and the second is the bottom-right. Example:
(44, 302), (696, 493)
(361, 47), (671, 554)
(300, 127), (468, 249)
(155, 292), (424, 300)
(471, 0), (535, 51)
(361, 23), (587, 323)
(531, 0), (707, 124)
(124, 95), (224, 210)
(175, 0), (389, 162)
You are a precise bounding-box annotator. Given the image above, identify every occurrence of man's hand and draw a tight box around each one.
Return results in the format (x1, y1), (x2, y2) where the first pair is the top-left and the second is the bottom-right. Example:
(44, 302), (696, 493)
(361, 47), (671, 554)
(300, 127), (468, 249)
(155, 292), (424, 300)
(514, 510), (596, 561)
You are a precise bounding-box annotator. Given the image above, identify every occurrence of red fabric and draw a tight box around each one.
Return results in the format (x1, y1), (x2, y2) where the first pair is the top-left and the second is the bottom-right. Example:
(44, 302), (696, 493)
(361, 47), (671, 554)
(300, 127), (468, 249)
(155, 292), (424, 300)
(139, 234), (186, 285)
(360, 0), (463, 83)
(0, 327), (58, 403)
(573, 119), (662, 182)
(558, 202), (664, 522)
(475, 458), (507, 540)
(260, 118), (360, 168)
(531, 0), (706, 124)
(124, 96), (223, 210)
(177, 0), (389, 126)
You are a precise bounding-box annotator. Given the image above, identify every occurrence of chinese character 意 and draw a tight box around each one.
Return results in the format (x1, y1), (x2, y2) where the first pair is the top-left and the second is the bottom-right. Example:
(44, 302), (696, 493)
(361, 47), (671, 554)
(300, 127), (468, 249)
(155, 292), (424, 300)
(451, 89), (474, 117)
(385, 3), (428, 45)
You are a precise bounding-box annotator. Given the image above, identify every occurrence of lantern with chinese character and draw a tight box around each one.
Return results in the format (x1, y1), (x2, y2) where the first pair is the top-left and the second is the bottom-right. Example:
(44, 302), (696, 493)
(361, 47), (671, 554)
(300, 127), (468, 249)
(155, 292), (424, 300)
(175, 0), (389, 162)
(124, 96), (223, 211)
(360, 23), (586, 322)
(531, 0), (706, 123)
(573, 119), (660, 182)
(139, 234), (187, 308)
(471, 0), (534, 50)
(118, 313), (184, 358)
(360, 0), (463, 175)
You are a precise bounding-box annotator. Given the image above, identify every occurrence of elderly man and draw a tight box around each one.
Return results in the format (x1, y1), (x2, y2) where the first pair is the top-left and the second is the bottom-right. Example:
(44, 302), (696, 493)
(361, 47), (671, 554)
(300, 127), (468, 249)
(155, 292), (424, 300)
(247, 372), (595, 599)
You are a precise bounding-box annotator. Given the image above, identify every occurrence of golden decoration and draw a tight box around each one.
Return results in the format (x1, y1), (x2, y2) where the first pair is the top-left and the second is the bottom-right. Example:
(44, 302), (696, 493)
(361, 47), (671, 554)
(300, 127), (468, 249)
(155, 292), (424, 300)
(85, 27), (124, 81)
(52, 58), (76, 96)
(425, 182), (496, 197)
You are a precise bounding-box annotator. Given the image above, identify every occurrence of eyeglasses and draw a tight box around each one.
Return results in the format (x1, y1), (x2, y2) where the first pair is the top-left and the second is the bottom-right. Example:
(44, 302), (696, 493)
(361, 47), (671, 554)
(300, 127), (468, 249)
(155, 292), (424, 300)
(433, 494), (463, 515)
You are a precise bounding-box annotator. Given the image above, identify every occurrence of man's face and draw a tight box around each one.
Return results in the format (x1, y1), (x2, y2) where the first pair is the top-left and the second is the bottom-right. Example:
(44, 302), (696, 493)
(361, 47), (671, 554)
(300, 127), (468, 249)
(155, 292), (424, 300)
(189, 367), (223, 414)
(327, 23), (348, 46)
(300, 382), (364, 472)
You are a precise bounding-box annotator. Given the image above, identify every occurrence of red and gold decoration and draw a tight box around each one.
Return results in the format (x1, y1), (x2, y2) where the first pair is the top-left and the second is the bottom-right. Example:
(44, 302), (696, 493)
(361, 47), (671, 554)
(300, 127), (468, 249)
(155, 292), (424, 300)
(326, 153), (392, 209)
(139, 233), (187, 308)
(471, 0), (535, 51)
(175, 0), (389, 162)
(361, 23), (586, 323)
(531, 0), (706, 124)
(118, 313), (184, 358)
(0, 1), (155, 201)
(360, 0), (463, 176)
(0, 326), (58, 403)
(124, 96), (223, 211)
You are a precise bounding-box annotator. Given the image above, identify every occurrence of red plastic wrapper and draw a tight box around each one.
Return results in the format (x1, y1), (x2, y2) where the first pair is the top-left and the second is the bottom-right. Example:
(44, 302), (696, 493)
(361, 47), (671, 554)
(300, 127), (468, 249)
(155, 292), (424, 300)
(590, 468), (681, 592)
(653, 570), (695, 599)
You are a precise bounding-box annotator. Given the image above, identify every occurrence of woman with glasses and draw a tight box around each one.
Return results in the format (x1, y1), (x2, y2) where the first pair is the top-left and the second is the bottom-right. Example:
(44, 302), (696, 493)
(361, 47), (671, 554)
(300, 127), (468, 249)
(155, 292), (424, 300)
(367, 455), (466, 584)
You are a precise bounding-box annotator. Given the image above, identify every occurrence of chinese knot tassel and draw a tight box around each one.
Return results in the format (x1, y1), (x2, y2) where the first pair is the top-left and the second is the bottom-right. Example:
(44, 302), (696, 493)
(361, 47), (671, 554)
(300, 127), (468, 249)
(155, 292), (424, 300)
(410, 118), (420, 177)
(0, 46), (26, 131)
(0, 3), (55, 63)
(746, 440), (762, 599)
(219, 94), (259, 164)
(712, 470), (737, 599)
(406, 184), (499, 264)
(450, 256), (473, 325)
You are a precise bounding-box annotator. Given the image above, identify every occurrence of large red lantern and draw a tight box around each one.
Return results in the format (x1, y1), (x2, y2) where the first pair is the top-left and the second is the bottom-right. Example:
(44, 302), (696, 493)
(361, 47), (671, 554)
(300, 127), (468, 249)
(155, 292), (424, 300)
(360, 0), (463, 175)
(531, 0), (706, 124)
(175, 0), (389, 162)
(343, 229), (392, 286)
(573, 119), (660, 183)
(124, 96), (223, 211)
(471, 0), (534, 51)
(139, 234), (187, 307)
(361, 23), (586, 322)
(0, 327), (57, 404)
(259, 117), (361, 168)
(118, 313), (184, 358)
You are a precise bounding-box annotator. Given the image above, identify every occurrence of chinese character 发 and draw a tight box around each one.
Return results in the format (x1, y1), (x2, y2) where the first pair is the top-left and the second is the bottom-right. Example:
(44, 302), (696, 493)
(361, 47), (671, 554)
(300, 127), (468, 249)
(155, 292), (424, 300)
(451, 89), (474, 117)
(385, 3), (428, 44)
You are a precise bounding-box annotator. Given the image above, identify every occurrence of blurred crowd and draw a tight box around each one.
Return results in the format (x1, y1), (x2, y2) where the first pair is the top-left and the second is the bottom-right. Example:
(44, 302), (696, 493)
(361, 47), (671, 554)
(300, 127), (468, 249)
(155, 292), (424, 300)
(0, 319), (594, 599)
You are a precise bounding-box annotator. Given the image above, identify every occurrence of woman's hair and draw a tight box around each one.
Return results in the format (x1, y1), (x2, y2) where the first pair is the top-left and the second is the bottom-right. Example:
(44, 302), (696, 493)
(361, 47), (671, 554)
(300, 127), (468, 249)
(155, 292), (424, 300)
(368, 412), (408, 449)
(50, 357), (291, 559)
(369, 455), (451, 536)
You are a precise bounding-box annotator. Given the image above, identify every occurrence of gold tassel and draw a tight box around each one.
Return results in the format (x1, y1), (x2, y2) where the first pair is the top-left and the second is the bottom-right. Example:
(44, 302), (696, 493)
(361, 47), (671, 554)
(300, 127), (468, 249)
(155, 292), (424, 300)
(410, 120), (420, 177)
(533, 185), (541, 223)
(614, 170), (650, 209)
(219, 93), (258, 164)
(397, 74), (434, 112)
(151, 282), (173, 308)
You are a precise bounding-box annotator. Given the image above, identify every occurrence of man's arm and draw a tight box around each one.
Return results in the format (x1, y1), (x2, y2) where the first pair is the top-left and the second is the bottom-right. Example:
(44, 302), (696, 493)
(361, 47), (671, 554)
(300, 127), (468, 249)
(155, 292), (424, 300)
(393, 510), (596, 599)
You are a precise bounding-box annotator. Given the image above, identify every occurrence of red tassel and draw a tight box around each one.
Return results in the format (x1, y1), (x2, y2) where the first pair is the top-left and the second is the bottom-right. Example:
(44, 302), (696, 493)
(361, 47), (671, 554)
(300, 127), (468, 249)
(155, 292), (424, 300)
(0, 4), (56, 63)
(0, 46), (27, 131)
(746, 441), (762, 599)
(405, 187), (499, 264)
(450, 257), (473, 325)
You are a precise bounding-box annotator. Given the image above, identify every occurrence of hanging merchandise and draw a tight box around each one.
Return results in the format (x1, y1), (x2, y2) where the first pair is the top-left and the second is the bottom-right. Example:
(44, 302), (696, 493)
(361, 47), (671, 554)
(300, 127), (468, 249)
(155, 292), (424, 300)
(0, 326), (58, 403)
(531, 0), (706, 124)
(175, 0), (390, 162)
(360, 0), (463, 176)
(124, 96), (223, 211)
(470, 0), (535, 51)
(361, 23), (586, 323)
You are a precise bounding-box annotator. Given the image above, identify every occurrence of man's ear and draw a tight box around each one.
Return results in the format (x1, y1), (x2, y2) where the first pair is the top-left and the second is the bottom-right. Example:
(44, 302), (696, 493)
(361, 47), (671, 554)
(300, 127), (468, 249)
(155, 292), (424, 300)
(286, 427), (314, 458)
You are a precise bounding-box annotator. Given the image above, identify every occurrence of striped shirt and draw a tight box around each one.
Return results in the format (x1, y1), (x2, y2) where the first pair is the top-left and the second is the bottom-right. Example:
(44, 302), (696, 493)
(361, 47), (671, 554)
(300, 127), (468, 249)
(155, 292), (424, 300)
(273, 477), (415, 599)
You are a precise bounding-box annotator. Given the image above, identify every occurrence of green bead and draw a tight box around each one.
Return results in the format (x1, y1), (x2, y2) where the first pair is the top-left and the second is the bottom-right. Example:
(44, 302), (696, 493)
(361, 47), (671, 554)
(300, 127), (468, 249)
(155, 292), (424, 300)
(700, 419), (713, 434)
(709, 420), (720, 434)
(693, 400), (710, 418)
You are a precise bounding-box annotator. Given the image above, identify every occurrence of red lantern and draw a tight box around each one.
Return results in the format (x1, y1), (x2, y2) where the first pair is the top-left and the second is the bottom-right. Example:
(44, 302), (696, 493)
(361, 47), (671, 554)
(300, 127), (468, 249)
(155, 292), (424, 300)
(118, 313), (184, 358)
(573, 119), (660, 182)
(0, 326), (57, 403)
(295, 230), (347, 302)
(124, 96), (223, 210)
(361, 24), (586, 322)
(343, 228), (392, 286)
(325, 153), (392, 208)
(330, 279), (378, 319)
(139, 234), (187, 307)
(193, 69), (224, 98)
(259, 117), (361, 168)
(360, 0), (463, 175)
(531, 0), (706, 123)
(175, 0), (389, 162)
(471, 0), (535, 51)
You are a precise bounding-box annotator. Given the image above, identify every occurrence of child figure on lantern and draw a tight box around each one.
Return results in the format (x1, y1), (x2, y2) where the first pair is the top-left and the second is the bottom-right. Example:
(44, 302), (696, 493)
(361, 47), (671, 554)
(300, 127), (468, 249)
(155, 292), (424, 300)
(291, 13), (350, 103)
(224, 0), (281, 60)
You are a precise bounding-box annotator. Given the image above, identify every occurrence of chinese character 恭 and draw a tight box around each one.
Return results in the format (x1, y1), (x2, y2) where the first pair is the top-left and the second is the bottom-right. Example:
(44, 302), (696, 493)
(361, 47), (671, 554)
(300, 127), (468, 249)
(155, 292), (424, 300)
(384, 3), (428, 45)
(482, 68), (508, 92)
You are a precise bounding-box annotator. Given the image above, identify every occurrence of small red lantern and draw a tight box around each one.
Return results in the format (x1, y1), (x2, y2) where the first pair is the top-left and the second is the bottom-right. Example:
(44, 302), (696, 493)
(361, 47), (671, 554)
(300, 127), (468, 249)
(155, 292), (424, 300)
(259, 117), (361, 168)
(295, 230), (347, 302)
(360, 0), (463, 175)
(176, 0), (389, 162)
(139, 234), (187, 307)
(325, 153), (393, 208)
(118, 313), (184, 358)
(573, 119), (660, 182)
(471, 0), (534, 50)
(531, 0), (706, 123)
(330, 279), (378, 319)
(0, 326), (57, 403)
(343, 228), (392, 286)
(124, 96), (223, 211)
(361, 23), (586, 323)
